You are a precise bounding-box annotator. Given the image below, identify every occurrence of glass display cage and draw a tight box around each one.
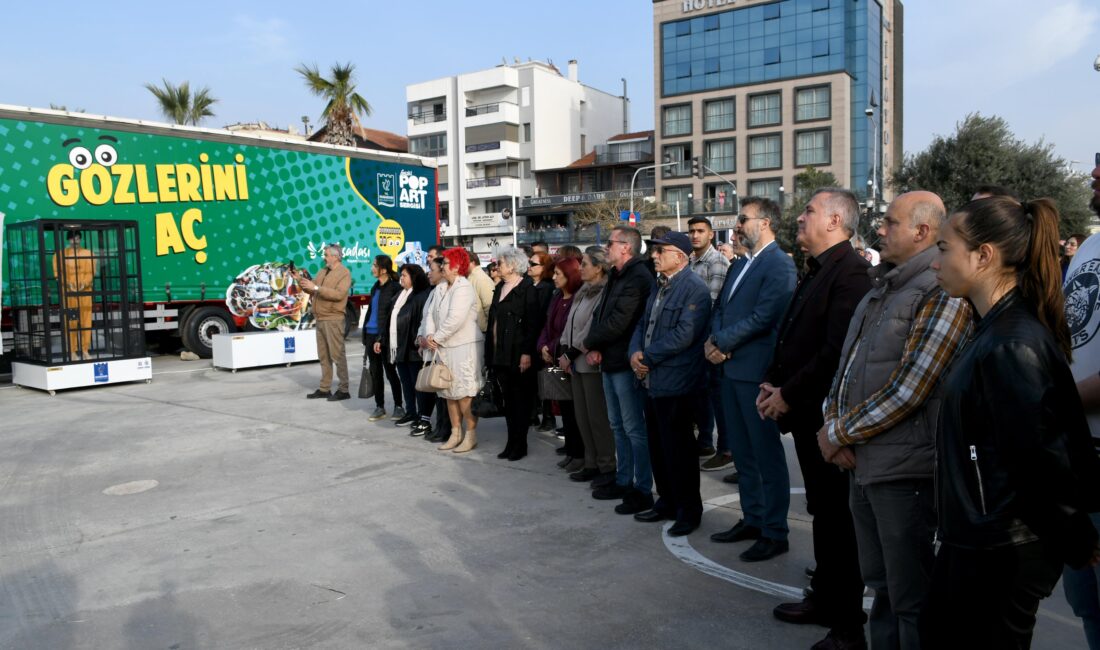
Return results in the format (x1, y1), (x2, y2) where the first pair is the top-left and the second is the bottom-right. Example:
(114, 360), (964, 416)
(5, 219), (144, 365)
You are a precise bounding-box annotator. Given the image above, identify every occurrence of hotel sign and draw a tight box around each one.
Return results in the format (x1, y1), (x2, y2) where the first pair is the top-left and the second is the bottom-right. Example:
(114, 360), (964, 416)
(521, 189), (646, 209)
(682, 0), (735, 13)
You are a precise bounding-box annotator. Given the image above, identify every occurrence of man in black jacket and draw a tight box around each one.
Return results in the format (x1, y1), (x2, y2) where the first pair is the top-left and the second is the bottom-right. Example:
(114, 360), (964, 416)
(758, 188), (872, 650)
(363, 255), (404, 421)
(584, 226), (656, 513)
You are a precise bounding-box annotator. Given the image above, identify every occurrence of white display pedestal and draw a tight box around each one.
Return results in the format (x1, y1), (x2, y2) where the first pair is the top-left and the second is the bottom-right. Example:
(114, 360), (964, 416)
(12, 357), (153, 395)
(212, 330), (318, 372)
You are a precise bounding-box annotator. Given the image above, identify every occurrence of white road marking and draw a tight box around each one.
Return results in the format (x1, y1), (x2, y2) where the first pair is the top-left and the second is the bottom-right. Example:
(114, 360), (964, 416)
(663, 488), (875, 609)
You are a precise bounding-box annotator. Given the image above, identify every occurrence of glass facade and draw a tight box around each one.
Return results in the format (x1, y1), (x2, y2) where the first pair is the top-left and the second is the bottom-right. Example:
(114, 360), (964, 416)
(661, 0), (848, 96)
(847, 0), (882, 199)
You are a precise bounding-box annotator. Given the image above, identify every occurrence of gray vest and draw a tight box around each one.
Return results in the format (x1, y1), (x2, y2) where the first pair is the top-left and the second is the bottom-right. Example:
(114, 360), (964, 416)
(837, 245), (943, 486)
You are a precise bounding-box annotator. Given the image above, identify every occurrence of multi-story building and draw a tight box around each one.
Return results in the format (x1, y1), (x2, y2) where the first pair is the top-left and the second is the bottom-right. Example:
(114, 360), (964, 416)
(406, 59), (627, 252)
(518, 131), (656, 248)
(652, 0), (902, 217)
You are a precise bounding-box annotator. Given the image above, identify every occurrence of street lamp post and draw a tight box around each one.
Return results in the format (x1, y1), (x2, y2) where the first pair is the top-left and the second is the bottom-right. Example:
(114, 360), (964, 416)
(865, 101), (880, 208)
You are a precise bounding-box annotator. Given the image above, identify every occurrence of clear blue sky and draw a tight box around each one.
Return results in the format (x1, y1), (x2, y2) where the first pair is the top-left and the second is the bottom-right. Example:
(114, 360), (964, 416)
(2, 1), (1096, 174)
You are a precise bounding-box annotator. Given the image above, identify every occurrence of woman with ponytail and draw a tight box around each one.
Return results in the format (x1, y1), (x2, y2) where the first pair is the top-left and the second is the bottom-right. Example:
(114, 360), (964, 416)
(923, 196), (1100, 648)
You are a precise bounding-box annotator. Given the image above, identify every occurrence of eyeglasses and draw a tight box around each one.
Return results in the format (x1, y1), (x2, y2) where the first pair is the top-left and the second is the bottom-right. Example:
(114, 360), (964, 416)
(738, 214), (764, 225)
(607, 239), (630, 247)
(530, 262), (543, 267)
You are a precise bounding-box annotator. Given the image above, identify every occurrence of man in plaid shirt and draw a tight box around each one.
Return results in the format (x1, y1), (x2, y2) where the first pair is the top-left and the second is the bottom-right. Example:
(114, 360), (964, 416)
(817, 191), (973, 650)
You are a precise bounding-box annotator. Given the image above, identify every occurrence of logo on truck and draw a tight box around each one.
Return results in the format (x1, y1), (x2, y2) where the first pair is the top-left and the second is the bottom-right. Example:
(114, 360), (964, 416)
(377, 173), (396, 208)
(46, 138), (249, 265)
(398, 170), (429, 210)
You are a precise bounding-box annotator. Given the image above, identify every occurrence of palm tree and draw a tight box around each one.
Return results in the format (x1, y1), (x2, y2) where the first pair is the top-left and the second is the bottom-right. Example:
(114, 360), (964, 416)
(296, 62), (372, 146)
(144, 79), (218, 126)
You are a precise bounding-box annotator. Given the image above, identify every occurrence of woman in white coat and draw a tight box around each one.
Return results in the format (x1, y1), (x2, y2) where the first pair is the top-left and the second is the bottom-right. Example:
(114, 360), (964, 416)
(425, 247), (484, 452)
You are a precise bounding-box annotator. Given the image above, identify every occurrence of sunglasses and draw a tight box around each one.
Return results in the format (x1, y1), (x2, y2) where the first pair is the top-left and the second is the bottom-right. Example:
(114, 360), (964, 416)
(738, 214), (764, 225)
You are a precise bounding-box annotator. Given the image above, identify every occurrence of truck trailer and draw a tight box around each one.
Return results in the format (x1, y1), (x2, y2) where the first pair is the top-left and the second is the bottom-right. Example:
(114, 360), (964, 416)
(0, 105), (439, 358)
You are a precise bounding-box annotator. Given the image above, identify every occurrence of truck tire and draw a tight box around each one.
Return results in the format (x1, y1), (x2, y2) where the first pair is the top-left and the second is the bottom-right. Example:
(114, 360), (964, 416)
(181, 306), (236, 358)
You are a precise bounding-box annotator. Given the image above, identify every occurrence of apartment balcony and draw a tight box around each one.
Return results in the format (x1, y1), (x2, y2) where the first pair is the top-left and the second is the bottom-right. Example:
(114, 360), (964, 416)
(464, 175), (521, 200)
(463, 101), (519, 127)
(594, 142), (654, 165)
(407, 111), (447, 138)
(464, 140), (520, 165)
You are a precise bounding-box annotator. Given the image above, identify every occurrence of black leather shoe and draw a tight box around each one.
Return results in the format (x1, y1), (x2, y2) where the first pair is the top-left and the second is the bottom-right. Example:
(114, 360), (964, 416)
(739, 537), (790, 562)
(633, 508), (672, 523)
(569, 467), (600, 482)
(555, 446), (567, 456)
(710, 520), (762, 543)
(667, 520), (699, 537)
(811, 627), (868, 650)
(722, 471), (741, 484)
(507, 449), (527, 461)
(592, 483), (631, 500)
(497, 445), (513, 460)
(590, 472), (617, 489)
(327, 390), (350, 401)
(773, 599), (827, 626)
(614, 491), (653, 515)
(306, 389), (330, 399)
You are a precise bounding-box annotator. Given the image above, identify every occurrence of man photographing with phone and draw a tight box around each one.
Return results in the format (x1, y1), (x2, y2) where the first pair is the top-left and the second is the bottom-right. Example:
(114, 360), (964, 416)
(297, 244), (352, 401)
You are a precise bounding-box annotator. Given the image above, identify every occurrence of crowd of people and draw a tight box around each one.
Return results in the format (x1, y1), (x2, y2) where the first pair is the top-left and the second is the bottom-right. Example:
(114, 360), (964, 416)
(298, 158), (1100, 650)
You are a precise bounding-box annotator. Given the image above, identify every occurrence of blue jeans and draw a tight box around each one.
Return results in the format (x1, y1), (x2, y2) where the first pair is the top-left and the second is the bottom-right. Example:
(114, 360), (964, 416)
(1064, 512), (1100, 649)
(602, 370), (651, 494)
(718, 378), (789, 539)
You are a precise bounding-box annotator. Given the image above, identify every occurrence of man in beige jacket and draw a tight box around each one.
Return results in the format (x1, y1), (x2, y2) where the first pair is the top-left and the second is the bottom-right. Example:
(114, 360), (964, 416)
(298, 244), (352, 400)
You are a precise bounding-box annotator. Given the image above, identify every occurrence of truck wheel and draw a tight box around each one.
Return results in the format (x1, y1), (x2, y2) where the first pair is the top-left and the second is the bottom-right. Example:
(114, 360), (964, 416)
(182, 306), (235, 358)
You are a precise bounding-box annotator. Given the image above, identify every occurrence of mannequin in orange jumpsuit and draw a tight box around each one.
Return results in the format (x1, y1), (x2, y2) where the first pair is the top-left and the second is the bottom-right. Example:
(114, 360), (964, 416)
(52, 231), (95, 361)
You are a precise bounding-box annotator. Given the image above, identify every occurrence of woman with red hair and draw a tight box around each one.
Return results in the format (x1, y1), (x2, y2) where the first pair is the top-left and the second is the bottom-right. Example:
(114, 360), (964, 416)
(537, 256), (585, 470)
(425, 247), (484, 453)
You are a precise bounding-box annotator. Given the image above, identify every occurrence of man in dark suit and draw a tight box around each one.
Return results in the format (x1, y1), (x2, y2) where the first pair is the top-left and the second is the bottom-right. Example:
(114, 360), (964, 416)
(758, 188), (872, 650)
(705, 197), (797, 561)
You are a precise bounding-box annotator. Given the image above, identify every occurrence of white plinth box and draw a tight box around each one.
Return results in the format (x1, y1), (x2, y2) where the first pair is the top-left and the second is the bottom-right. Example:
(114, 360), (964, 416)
(12, 357), (153, 393)
(212, 330), (318, 371)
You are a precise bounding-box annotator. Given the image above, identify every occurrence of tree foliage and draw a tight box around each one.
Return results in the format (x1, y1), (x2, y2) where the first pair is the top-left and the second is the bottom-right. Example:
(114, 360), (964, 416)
(572, 197), (658, 242)
(144, 80), (217, 126)
(891, 113), (1091, 236)
(296, 62), (373, 147)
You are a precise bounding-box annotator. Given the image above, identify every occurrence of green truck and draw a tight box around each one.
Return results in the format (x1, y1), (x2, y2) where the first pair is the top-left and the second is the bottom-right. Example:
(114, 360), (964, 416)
(0, 105), (439, 357)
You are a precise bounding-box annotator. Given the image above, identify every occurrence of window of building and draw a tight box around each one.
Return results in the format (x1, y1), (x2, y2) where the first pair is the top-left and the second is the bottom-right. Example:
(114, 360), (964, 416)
(813, 40), (829, 57)
(704, 98), (735, 132)
(565, 175), (580, 193)
(662, 143), (692, 178)
(749, 179), (783, 204)
(748, 92), (781, 127)
(795, 129), (830, 166)
(664, 186), (692, 211)
(763, 48), (780, 65)
(704, 183), (737, 212)
(763, 3), (780, 20)
(812, 0), (829, 10)
(523, 122), (531, 142)
(486, 199), (511, 213)
(663, 104), (692, 137)
(409, 133), (447, 157)
(795, 86), (830, 121)
(748, 134), (782, 170)
(704, 14), (719, 30)
(704, 139), (736, 174)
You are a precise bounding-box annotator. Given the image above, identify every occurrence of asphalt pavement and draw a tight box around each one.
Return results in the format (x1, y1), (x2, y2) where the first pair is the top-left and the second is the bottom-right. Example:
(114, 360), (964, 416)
(0, 341), (1088, 648)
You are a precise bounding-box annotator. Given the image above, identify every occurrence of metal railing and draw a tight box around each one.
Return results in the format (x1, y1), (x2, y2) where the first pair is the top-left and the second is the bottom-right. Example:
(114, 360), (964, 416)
(408, 110), (446, 125)
(465, 103), (502, 117)
(594, 143), (654, 165)
(466, 175), (518, 189)
(465, 141), (502, 154)
(651, 198), (738, 217)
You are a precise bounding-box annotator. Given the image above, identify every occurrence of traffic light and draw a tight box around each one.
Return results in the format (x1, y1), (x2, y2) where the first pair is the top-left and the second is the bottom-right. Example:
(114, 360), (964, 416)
(691, 156), (704, 179)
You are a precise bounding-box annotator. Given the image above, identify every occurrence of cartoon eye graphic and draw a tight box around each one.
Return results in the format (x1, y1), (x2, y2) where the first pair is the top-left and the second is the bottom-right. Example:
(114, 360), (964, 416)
(94, 143), (118, 167)
(68, 146), (93, 169)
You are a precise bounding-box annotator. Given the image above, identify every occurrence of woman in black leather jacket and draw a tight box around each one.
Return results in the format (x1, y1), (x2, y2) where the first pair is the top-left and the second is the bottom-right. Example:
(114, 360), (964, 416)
(486, 247), (545, 461)
(924, 196), (1100, 648)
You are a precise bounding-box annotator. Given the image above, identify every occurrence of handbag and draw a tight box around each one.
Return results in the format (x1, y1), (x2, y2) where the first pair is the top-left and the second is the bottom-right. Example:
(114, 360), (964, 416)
(358, 358), (375, 399)
(472, 369), (505, 418)
(538, 366), (573, 401)
(416, 351), (452, 392)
